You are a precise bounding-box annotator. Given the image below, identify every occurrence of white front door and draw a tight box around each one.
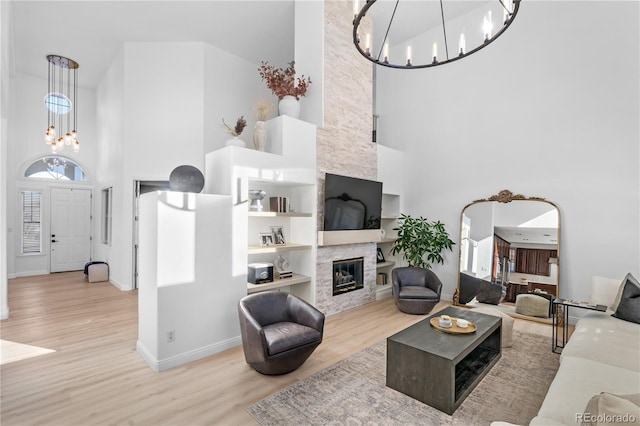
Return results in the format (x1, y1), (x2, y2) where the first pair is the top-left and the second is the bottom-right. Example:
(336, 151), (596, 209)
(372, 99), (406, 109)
(50, 188), (92, 273)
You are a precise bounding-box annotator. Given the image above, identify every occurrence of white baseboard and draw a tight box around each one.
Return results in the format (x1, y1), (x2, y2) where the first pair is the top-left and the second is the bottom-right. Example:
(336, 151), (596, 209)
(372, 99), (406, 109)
(7, 273), (16, 279)
(14, 270), (49, 278)
(137, 336), (242, 372)
(109, 278), (134, 291)
(375, 286), (392, 300)
(1, 305), (9, 320)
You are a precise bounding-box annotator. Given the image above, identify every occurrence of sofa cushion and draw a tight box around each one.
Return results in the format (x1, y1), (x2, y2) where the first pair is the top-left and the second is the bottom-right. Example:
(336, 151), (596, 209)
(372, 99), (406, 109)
(536, 356), (640, 425)
(263, 322), (322, 356)
(612, 273), (640, 324)
(582, 392), (640, 426)
(560, 319), (640, 371)
(577, 311), (640, 336)
(398, 285), (438, 300)
(590, 276), (623, 308)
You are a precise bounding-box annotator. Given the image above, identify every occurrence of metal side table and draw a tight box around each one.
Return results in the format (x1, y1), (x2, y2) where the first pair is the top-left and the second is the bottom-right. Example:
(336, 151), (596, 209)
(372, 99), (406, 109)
(552, 298), (607, 353)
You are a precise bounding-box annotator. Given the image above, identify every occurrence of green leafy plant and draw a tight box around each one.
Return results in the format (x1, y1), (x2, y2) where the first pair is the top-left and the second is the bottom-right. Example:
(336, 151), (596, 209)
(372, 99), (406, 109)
(390, 214), (455, 269)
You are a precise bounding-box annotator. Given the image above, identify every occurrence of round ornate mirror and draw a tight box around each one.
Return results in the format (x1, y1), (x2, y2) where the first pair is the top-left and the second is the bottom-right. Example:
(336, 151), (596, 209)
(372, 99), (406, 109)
(454, 190), (560, 321)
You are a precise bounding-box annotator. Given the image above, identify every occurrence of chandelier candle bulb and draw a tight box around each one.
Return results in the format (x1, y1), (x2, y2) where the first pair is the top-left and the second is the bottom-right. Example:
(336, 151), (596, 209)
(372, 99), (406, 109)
(353, 0), (359, 19)
(365, 33), (371, 55)
(432, 43), (438, 63)
(484, 10), (493, 41)
(406, 45), (412, 66)
(459, 33), (466, 55)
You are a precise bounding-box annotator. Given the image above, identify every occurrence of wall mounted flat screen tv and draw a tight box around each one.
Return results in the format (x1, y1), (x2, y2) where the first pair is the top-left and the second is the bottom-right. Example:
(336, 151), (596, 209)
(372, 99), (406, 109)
(323, 173), (383, 231)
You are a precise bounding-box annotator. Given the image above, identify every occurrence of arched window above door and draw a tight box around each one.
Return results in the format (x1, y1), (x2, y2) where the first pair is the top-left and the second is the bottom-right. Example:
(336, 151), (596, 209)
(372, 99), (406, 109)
(24, 156), (87, 181)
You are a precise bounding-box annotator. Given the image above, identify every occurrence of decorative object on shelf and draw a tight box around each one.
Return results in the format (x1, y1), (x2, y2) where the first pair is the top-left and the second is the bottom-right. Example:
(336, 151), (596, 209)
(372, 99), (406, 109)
(390, 214), (455, 269)
(259, 232), (274, 247)
(248, 262), (274, 284)
(352, 0), (520, 69)
(273, 254), (293, 279)
(376, 247), (385, 263)
(270, 226), (286, 245)
(168, 165), (205, 193)
(223, 116), (247, 147)
(258, 61), (312, 119)
(44, 55), (80, 153)
(253, 101), (272, 151)
(277, 96), (300, 119)
(380, 227), (386, 239)
(248, 189), (266, 211)
(377, 272), (388, 285)
(269, 196), (289, 213)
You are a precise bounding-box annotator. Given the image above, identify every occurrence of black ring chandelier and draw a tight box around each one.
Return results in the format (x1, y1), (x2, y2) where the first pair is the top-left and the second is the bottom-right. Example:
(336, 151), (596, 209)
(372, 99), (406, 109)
(353, 0), (521, 69)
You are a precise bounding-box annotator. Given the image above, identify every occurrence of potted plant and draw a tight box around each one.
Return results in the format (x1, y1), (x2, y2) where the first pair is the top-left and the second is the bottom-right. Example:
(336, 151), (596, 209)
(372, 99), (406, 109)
(258, 61), (311, 118)
(390, 214), (455, 269)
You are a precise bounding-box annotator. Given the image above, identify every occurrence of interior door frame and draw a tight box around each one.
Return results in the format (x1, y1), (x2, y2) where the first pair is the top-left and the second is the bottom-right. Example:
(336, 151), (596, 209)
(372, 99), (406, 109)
(132, 180), (171, 289)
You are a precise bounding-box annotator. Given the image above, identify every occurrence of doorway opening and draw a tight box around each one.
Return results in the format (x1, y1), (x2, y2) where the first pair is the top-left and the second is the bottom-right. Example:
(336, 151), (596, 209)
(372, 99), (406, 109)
(132, 180), (171, 289)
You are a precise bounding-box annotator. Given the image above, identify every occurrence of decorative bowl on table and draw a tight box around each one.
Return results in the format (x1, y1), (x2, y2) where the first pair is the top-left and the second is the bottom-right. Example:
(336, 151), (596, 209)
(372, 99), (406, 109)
(438, 315), (453, 328)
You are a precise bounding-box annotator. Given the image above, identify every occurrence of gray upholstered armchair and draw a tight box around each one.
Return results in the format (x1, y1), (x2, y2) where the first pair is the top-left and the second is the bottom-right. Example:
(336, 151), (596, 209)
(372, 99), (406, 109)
(238, 291), (325, 375)
(392, 267), (443, 314)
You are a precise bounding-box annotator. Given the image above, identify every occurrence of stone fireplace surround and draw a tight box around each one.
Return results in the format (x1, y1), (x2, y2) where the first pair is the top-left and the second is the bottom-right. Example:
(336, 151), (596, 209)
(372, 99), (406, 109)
(313, 2), (376, 317)
(316, 244), (377, 316)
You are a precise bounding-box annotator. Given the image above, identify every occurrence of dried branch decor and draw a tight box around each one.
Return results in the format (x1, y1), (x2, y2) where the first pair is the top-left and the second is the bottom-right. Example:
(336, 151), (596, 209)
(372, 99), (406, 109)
(258, 61), (312, 100)
(222, 116), (247, 137)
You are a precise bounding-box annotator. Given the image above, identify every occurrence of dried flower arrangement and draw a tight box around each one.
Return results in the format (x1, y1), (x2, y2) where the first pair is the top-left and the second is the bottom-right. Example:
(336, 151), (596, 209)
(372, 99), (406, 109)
(258, 61), (312, 100)
(222, 116), (247, 137)
(255, 100), (273, 121)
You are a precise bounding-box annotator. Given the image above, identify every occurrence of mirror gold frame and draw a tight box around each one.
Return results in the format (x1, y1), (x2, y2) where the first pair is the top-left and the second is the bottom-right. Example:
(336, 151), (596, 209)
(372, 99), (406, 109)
(453, 190), (561, 311)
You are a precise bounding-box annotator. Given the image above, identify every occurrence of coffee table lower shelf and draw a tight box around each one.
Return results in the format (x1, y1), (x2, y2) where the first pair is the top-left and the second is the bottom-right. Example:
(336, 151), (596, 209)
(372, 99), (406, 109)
(386, 306), (502, 415)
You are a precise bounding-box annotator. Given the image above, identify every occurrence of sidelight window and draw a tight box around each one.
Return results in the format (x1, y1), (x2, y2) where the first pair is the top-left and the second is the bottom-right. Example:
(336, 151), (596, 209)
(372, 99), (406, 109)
(21, 190), (42, 254)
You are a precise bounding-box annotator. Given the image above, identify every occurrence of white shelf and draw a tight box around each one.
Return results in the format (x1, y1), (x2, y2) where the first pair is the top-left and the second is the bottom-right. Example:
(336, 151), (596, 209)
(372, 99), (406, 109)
(247, 273), (311, 294)
(248, 211), (312, 218)
(248, 243), (312, 254)
(376, 260), (395, 269)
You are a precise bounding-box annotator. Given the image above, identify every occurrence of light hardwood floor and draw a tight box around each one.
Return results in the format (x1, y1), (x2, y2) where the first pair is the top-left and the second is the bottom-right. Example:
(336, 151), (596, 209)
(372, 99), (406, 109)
(1, 272), (555, 425)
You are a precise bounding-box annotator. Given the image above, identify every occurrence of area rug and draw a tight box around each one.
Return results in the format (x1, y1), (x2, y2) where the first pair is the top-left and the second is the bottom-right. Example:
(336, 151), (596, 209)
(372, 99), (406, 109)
(247, 330), (558, 426)
(0, 339), (56, 365)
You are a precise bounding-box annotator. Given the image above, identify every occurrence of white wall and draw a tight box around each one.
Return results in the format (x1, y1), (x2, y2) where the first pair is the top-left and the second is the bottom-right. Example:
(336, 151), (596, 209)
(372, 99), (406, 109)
(93, 42), (267, 291)
(0, 1), (11, 318)
(376, 1), (640, 301)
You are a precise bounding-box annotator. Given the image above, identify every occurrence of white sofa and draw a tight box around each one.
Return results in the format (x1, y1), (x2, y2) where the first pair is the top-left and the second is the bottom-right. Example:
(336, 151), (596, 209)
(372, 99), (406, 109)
(530, 275), (640, 425)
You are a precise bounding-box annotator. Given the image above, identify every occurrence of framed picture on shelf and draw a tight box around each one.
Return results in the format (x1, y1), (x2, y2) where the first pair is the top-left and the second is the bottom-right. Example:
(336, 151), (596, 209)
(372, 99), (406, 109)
(259, 232), (274, 247)
(270, 226), (286, 245)
(377, 247), (386, 263)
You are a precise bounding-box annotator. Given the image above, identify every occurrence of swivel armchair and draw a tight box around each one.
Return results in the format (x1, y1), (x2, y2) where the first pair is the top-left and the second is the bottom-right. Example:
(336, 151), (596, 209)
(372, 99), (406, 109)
(392, 267), (443, 314)
(238, 291), (325, 375)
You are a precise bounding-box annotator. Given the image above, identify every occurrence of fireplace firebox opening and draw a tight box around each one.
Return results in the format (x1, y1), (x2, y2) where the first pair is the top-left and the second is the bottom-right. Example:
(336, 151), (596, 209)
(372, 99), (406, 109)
(333, 257), (364, 296)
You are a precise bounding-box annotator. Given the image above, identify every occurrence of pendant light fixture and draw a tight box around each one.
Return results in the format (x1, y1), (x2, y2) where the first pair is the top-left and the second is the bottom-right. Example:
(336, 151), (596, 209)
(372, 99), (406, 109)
(353, 0), (520, 69)
(44, 55), (80, 153)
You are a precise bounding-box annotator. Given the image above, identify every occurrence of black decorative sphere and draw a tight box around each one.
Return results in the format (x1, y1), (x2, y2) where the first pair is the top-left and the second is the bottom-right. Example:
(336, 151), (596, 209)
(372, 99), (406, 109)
(169, 165), (205, 193)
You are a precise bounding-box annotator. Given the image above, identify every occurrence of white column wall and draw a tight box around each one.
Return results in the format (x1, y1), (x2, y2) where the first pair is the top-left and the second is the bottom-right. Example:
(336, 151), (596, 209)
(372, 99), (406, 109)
(376, 1), (640, 302)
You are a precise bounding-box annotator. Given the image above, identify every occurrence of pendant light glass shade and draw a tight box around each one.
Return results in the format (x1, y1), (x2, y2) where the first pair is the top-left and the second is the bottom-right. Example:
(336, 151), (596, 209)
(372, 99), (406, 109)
(44, 55), (80, 153)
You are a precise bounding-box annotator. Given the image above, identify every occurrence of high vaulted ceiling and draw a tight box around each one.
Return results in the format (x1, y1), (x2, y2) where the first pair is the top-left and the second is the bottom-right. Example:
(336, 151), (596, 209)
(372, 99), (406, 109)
(10, 1), (295, 89)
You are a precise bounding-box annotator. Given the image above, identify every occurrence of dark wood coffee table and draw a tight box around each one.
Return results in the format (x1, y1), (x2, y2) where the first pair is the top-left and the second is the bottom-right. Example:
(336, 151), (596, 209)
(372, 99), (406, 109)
(386, 306), (502, 414)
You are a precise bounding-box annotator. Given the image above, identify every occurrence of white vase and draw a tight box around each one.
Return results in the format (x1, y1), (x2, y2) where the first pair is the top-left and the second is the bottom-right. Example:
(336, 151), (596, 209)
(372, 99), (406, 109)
(253, 121), (267, 151)
(278, 95), (300, 119)
(225, 137), (246, 147)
